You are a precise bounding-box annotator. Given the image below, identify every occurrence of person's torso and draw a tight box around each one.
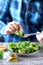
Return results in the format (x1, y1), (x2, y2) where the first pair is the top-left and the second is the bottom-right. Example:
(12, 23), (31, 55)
(0, 0), (43, 33)
(20, 0), (43, 33)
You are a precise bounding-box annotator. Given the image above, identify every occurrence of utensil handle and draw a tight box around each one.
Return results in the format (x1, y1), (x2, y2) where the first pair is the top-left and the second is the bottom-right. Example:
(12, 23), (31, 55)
(22, 33), (41, 38)
(26, 33), (43, 36)
(27, 33), (38, 36)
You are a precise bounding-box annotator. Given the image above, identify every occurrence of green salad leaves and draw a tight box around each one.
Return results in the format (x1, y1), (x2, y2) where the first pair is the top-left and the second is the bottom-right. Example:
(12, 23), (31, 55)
(8, 41), (41, 54)
(14, 31), (24, 36)
(0, 50), (4, 59)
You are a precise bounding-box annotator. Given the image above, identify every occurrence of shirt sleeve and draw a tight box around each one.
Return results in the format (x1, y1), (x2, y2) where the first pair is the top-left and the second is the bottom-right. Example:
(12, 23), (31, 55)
(0, 0), (12, 42)
(0, 0), (11, 34)
(0, 20), (11, 42)
(0, 20), (6, 35)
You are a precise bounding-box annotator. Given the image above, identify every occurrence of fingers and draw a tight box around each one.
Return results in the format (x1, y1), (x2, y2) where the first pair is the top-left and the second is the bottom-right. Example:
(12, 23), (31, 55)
(42, 31), (43, 33)
(17, 24), (23, 31)
(36, 31), (43, 45)
(4, 22), (23, 34)
(36, 31), (40, 34)
(36, 32), (42, 41)
(13, 22), (19, 30)
(4, 27), (11, 34)
(10, 22), (21, 31)
(7, 22), (19, 33)
(13, 22), (23, 31)
(9, 23), (17, 32)
(19, 25), (23, 31)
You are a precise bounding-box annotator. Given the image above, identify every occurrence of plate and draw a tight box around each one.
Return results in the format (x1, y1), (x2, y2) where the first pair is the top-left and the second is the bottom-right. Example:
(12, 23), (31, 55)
(9, 51), (39, 56)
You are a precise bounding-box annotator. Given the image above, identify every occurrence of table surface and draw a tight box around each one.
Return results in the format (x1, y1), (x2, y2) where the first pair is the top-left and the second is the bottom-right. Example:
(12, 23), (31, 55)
(0, 43), (43, 65)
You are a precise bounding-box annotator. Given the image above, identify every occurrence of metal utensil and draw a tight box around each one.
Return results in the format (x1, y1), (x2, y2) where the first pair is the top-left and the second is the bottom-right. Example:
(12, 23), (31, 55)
(22, 33), (43, 38)
(0, 33), (43, 38)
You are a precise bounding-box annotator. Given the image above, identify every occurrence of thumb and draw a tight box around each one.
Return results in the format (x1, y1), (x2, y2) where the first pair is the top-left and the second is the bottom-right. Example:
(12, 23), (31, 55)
(36, 31), (41, 41)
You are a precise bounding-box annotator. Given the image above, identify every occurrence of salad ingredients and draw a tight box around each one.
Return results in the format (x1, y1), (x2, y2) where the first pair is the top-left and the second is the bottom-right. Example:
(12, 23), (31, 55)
(8, 41), (41, 54)
(0, 46), (7, 51)
(0, 50), (4, 59)
(14, 31), (24, 36)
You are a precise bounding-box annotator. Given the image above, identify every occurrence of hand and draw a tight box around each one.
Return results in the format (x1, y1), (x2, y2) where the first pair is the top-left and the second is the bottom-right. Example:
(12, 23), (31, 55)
(4, 21), (23, 34)
(36, 31), (43, 45)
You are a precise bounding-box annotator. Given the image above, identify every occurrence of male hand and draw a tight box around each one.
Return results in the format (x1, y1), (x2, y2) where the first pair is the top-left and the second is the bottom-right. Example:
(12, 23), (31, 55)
(4, 21), (23, 34)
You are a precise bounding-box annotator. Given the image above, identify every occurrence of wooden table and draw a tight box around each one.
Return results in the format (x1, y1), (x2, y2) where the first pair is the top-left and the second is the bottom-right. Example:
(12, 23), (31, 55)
(0, 43), (43, 65)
